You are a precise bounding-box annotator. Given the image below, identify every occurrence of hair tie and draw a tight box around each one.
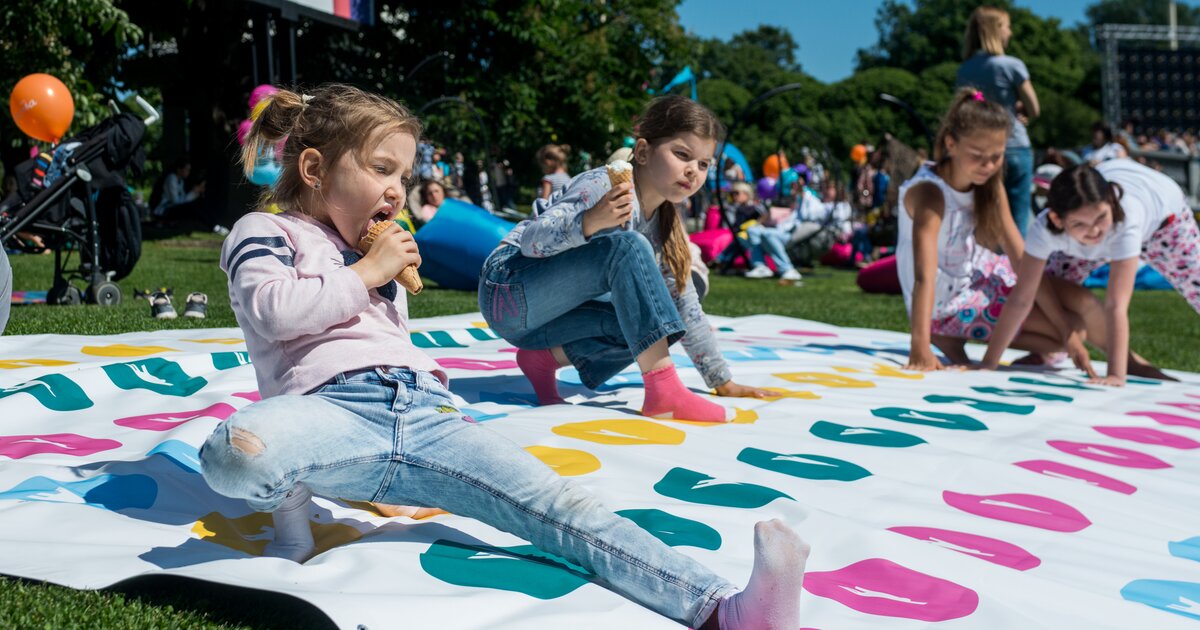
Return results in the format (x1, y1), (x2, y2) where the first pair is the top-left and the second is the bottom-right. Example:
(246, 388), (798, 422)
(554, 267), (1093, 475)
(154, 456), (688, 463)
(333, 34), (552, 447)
(972, 90), (985, 102)
(301, 94), (314, 107)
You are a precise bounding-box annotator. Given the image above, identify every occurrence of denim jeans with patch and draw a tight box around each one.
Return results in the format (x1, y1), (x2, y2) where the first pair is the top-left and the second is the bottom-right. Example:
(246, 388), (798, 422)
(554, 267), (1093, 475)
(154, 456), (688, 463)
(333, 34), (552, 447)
(199, 366), (733, 626)
(478, 231), (686, 389)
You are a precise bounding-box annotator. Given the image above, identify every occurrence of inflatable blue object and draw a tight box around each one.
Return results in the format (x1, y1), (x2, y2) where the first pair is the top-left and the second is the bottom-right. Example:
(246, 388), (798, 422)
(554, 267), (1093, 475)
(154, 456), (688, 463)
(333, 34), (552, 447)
(722, 143), (753, 182)
(1082, 263), (1172, 290)
(414, 198), (515, 290)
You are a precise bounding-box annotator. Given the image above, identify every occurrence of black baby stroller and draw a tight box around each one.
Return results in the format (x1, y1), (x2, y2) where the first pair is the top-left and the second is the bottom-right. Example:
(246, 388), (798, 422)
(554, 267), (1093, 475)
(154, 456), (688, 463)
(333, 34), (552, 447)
(0, 97), (157, 305)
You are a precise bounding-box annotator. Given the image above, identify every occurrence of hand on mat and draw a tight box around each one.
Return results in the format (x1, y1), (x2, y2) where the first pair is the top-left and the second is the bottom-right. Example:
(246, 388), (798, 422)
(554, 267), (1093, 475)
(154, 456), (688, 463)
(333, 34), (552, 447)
(1067, 339), (1098, 379)
(583, 181), (634, 238)
(714, 380), (772, 399)
(904, 348), (944, 372)
(1089, 374), (1126, 387)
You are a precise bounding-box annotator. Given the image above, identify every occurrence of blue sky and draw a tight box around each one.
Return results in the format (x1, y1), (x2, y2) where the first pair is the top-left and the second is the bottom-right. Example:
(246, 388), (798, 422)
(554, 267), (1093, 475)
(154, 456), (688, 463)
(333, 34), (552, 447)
(677, 0), (1095, 83)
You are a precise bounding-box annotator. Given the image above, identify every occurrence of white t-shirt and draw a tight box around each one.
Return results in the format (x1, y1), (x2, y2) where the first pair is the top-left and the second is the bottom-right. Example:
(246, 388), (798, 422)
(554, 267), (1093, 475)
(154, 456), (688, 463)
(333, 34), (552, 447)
(1025, 158), (1185, 262)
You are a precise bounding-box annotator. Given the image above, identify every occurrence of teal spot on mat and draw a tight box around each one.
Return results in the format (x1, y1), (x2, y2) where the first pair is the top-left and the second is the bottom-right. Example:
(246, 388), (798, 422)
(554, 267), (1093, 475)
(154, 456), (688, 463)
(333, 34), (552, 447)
(1125, 376), (1162, 386)
(211, 351), (251, 370)
(466, 327), (500, 341)
(460, 407), (508, 423)
(0, 474), (157, 510)
(971, 386), (1072, 402)
(616, 509), (722, 550)
(102, 358), (207, 397)
(410, 331), (466, 348)
(738, 448), (872, 481)
(809, 421), (926, 448)
(1008, 376), (1097, 391)
(420, 539), (590, 599)
(654, 467), (792, 508)
(718, 326), (734, 332)
(924, 395), (1033, 415)
(1121, 579), (1200, 620)
(1169, 537), (1200, 564)
(872, 407), (988, 431)
(0, 373), (93, 412)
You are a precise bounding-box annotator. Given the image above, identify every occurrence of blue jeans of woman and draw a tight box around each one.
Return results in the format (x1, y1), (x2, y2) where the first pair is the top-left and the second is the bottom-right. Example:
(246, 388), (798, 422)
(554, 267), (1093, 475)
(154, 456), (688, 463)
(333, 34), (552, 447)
(745, 225), (795, 272)
(1004, 146), (1034, 238)
(200, 367), (734, 626)
(478, 231), (686, 389)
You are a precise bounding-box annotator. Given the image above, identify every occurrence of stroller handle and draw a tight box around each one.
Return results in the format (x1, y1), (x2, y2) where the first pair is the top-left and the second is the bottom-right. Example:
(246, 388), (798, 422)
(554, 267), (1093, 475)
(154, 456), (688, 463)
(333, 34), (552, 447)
(134, 95), (160, 126)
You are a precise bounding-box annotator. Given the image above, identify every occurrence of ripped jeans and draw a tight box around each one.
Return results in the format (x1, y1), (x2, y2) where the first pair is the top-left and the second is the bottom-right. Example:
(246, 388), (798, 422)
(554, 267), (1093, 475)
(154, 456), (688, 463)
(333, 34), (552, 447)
(478, 232), (686, 389)
(198, 366), (734, 626)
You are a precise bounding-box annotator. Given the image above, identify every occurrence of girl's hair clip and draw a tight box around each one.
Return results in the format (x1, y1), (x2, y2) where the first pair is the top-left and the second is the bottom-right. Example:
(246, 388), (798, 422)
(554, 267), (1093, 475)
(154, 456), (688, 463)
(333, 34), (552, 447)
(972, 90), (985, 102)
(301, 94), (315, 105)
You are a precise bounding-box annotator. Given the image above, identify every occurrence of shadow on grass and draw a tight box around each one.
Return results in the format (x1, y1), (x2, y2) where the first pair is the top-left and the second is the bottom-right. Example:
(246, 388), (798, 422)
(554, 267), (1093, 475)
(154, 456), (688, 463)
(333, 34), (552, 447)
(109, 575), (336, 629)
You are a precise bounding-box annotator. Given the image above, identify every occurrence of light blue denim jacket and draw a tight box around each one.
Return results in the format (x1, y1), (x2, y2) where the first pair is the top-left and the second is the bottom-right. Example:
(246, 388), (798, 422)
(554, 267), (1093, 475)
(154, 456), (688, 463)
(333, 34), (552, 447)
(499, 167), (732, 388)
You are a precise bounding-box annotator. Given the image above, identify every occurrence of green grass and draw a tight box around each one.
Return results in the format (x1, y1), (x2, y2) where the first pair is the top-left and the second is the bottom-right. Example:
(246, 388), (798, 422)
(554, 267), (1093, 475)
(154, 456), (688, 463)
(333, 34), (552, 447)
(2, 230), (1198, 628)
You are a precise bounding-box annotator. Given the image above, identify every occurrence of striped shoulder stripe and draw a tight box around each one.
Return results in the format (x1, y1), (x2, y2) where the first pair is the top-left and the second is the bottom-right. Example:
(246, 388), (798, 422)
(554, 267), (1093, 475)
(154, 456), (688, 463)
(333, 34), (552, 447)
(228, 236), (296, 280)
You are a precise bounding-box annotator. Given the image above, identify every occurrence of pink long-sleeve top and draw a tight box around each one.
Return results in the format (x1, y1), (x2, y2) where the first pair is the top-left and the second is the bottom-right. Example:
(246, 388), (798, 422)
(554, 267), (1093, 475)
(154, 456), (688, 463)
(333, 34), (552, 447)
(220, 211), (447, 398)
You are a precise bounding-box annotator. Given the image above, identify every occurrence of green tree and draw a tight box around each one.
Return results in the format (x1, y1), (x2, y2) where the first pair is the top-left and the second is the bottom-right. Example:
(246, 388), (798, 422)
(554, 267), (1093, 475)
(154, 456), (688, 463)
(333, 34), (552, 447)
(0, 0), (141, 167)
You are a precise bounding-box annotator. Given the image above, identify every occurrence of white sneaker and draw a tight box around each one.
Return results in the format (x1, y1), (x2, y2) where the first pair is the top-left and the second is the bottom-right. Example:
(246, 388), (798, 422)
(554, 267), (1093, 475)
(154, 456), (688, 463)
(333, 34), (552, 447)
(780, 268), (802, 281)
(745, 265), (774, 279)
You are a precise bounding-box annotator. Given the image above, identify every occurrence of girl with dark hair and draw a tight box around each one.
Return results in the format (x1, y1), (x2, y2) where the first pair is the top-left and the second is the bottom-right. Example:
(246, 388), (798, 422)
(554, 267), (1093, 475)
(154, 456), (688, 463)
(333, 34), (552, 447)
(480, 95), (772, 422)
(981, 159), (1191, 385)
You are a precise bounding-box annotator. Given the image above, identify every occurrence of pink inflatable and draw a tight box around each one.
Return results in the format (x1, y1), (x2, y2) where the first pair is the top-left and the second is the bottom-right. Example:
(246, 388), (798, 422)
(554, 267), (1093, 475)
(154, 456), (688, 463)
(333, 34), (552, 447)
(857, 255), (902, 294)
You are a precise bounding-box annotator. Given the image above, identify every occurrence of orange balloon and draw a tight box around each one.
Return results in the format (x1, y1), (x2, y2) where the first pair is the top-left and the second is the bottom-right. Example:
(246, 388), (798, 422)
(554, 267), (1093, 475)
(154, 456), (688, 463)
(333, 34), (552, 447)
(850, 144), (868, 165)
(10, 74), (75, 143)
(762, 154), (789, 179)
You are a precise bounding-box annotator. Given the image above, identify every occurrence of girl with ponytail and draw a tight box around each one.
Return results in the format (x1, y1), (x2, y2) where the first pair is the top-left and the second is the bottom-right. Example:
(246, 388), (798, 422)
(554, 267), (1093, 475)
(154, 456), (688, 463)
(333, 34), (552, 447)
(480, 95), (771, 423)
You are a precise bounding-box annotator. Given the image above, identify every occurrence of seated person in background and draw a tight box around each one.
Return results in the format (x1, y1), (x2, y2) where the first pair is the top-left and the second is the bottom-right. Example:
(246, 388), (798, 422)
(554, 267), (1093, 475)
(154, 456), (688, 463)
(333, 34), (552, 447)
(1081, 122), (1127, 165)
(417, 179), (447, 224)
(744, 180), (803, 282)
(153, 158), (205, 222)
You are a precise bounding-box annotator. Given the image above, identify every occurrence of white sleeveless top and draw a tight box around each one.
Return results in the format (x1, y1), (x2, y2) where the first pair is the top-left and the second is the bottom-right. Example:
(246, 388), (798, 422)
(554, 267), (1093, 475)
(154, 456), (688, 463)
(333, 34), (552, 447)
(896, 163), (989, 319)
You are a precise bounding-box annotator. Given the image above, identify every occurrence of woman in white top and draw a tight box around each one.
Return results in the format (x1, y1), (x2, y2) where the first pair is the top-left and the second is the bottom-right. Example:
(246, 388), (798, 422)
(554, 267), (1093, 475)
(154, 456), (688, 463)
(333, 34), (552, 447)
(981, 159), (1191, 385)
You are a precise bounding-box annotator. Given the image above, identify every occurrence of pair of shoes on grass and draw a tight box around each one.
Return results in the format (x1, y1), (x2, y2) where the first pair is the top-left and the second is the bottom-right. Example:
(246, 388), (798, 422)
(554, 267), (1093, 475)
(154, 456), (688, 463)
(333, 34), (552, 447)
(134, 288), (206, 320)
(746, 265), (802, 282)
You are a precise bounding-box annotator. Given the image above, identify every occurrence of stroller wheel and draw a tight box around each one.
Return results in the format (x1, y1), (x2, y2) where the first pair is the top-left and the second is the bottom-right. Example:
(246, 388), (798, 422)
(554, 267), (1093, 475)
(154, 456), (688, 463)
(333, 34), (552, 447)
(87, 282), (122, 306)
(48, 284), (83, 306)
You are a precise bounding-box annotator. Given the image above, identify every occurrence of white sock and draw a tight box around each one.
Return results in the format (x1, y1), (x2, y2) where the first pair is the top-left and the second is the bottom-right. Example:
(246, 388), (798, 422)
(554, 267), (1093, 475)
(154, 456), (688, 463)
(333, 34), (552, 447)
(719, 520), (810, 630)
(262, 483), (315, 563)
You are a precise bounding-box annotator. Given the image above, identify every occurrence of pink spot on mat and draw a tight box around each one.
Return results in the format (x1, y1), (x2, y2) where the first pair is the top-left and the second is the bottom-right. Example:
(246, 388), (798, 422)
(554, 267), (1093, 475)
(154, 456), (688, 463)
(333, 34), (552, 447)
(782, 330), (839, 338)
(1093, 426), (1200, 449)
(114, 403), (238, 431)
(1127, 411), (1200, 430)
(499, 348), (519, 353)
(888, 526), (1041, 570)
(1047, 440), (1171, 469)
(803, 558), (978, 621)
(1014, 460), (1136, 495)
(0, 433), (122, 459)
(943, 491), (1091, 532)
(232, 391), (261, 402)
(1161, 402), (1200, 414)
(436, 358), (518, 371)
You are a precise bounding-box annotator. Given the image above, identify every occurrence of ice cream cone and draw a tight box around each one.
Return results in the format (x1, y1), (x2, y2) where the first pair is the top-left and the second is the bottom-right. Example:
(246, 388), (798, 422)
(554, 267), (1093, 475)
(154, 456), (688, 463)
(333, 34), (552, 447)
(358, 220), (424, 295)
(606, 159), (633, 189)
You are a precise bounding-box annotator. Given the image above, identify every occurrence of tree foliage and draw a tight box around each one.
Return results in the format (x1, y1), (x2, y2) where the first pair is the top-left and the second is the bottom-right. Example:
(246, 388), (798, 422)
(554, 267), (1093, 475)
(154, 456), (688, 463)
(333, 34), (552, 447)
(0, 0), (141, 166)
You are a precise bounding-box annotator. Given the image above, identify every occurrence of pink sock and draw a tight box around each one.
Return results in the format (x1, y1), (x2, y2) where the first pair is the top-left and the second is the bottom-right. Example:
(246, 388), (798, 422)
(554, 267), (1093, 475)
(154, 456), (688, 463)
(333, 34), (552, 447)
(641, 365), (730, 423)
(718, 520), (810, 630)
(516, 348), (565, 405)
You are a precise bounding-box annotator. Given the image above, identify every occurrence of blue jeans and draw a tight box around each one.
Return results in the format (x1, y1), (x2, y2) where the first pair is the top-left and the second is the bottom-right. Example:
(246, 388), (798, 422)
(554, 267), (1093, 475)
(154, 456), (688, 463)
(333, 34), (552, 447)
(745, 225), (794, 271)
(1004, 146), (1033, 238)
(199, 367), (734, 626)
(479, 232), (686, 389)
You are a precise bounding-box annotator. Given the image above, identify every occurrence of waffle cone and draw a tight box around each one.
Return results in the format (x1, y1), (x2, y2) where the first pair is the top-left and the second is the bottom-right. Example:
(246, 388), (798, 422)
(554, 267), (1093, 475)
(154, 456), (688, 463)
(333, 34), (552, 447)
(358, 221), (424, 295)
(607, 167), (633, 188)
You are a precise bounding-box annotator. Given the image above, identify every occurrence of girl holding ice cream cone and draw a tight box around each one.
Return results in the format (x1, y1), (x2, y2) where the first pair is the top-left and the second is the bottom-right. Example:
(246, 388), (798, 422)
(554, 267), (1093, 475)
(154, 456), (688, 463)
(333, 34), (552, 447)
(479, 95), (771, 423)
